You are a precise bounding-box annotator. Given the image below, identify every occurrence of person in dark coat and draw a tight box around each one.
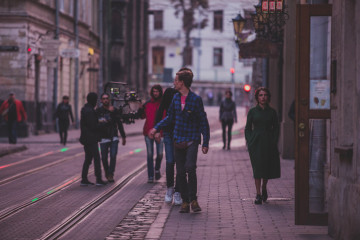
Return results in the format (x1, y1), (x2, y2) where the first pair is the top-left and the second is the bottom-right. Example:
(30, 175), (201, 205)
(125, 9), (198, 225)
(54, 95), (74, 145)
(96, 93), (126, 183)
(245, 87), (280, 205)
(219, 90), (237, 150)
(79, 92), (106, 186)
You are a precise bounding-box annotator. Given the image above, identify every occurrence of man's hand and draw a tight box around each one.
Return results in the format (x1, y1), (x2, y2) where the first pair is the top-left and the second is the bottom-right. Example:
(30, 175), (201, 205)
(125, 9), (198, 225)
(148, 128), (157, 139)
(109, 106), (114, 112)
(202, 147), (209, 154)
(154, 133), (161, 143)
(122, 137), (126, 146)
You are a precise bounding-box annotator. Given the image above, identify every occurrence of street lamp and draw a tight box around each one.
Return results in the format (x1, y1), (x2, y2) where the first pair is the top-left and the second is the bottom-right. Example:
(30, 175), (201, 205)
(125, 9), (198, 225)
(232, 13), (246, 44)
(251, 0), (288, 43)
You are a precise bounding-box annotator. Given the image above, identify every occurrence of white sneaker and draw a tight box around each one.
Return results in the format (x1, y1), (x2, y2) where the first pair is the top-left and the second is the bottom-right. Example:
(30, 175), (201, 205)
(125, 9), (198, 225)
(164, 187), (174, 203)
(173, 192), (183, 205)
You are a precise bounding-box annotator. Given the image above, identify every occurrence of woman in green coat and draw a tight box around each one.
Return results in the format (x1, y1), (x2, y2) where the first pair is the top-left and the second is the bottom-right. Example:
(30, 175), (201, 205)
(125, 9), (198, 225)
(245, 87), (280, 205)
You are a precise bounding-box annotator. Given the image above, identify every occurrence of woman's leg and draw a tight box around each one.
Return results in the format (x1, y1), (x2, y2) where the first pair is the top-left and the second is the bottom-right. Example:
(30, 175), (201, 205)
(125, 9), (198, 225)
(227, 120), (234, 149)
(144, 136), (154, 180)
(221, 120), (227, 149)
(262, 179), (268, 190)
(255, 178), (261, 195)
(262, 179), (268, 202)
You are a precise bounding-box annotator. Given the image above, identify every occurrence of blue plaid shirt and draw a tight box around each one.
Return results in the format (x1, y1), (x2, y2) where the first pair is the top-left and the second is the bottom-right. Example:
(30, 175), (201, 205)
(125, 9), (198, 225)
(154, 91), (210, 147)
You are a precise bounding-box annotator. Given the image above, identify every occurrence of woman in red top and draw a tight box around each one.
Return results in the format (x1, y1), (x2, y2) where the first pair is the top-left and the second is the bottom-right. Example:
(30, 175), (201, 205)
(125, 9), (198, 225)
(140, 85), (163, 183)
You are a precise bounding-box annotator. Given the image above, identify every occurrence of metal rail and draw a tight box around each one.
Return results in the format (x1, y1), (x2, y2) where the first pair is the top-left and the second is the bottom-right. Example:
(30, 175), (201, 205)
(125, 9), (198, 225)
(39, 163), (146, 240)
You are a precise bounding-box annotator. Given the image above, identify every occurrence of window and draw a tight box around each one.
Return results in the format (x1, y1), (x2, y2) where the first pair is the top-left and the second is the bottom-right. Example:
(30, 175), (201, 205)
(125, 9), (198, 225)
(213, 48), (223, 66)
(213, 10), (223, 31)
(154, 11), (163, 30)
(184, 47), (192, 66)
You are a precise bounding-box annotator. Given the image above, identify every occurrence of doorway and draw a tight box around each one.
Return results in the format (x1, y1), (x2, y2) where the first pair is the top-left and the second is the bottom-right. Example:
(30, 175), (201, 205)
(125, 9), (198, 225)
(295, 4), (332, 226)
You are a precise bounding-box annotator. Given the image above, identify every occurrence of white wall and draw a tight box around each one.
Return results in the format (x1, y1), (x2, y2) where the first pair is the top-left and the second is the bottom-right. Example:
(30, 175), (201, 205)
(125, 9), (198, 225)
(149, 0), (257, 84)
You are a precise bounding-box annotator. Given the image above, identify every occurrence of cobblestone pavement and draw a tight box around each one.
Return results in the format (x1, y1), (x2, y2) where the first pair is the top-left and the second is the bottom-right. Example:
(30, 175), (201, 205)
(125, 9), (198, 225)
(156, 143), (331, 240)
(106, 181), (167, 240)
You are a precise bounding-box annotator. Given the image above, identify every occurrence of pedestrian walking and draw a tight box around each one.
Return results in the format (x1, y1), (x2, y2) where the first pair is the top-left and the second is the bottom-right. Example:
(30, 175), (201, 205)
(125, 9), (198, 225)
(79, 92), (107, 186)
(96, 93), (126, 183)
(154, 87), (182, 205)
(245, 87), (280, 204)
(0, 92), (27, 144)
(54, 96), (74, 145)
(219, 90), (237, 150)
(139, 85), (164, 183)
(149, 68), (210, 213)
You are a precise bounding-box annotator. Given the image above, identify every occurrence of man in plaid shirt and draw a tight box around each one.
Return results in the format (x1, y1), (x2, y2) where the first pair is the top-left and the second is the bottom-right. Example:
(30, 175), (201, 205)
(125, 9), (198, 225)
(149, 68), (210, 213)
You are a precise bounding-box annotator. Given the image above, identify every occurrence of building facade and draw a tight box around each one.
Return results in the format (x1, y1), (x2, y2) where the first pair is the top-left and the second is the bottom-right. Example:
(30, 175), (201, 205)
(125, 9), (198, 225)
(0, 0), (100, 135)
(148, 0), (257, 105)
(0, 0), (149, 135)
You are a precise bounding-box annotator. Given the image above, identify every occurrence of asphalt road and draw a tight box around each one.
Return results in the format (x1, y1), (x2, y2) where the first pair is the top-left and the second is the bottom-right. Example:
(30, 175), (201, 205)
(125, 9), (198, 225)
(0, 106), (239, 239)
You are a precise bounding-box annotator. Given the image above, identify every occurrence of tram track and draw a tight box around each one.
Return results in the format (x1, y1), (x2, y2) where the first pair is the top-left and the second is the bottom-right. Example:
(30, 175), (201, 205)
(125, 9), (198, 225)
(0, 152), (84, 186)
(0, 148), (144, 222)
(39, 163), (146, 240)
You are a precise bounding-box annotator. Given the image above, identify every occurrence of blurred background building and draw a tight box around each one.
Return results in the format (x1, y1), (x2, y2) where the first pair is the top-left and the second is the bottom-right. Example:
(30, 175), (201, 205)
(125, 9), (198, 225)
(148, 0), (258, 106)
(0, 0), (149, 136)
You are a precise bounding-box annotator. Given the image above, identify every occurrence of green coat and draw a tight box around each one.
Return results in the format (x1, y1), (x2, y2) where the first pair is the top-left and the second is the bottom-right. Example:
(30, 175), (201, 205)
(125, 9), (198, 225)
(245, 105), (280, 179)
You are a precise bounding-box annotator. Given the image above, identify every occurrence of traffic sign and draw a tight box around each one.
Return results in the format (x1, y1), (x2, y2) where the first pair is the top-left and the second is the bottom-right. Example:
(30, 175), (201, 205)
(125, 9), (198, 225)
(60, 48), (80, 58)
(41, 39), (61, 60)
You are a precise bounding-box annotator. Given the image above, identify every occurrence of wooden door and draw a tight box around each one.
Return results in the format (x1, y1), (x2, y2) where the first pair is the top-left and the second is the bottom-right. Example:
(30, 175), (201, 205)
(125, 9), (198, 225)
(295, 4), (332, 226)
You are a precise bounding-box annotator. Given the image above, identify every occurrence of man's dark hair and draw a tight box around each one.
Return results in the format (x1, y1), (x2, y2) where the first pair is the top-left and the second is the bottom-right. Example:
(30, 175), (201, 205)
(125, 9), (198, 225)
(150, 85), (163, 99)
(176, 69), (193, 88)
(225, 90), (232, 97)
(87, 92), (98, 107)
(100, 93), (109, 99)
(63, 95), (69, 100)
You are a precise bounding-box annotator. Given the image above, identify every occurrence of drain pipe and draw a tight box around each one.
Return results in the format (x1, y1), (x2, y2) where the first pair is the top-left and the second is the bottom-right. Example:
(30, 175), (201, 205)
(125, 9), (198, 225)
(74, 0), (79, 128)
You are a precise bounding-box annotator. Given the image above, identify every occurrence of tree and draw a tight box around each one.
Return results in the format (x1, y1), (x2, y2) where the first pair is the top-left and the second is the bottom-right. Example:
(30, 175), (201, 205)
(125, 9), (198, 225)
(172, 0), (209, 67)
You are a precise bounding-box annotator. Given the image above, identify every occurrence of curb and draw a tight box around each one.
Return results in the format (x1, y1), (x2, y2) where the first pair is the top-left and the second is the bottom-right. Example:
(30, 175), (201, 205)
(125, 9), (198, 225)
(0, 145), (27, 157)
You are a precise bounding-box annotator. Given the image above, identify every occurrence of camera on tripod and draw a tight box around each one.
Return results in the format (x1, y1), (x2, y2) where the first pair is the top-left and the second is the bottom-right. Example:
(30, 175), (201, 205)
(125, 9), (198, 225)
(104, 81), (142, 124)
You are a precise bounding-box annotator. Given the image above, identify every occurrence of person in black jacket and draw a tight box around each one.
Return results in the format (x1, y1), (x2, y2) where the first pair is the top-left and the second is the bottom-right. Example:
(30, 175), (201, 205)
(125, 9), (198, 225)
(96, 93), (126, 183)
(219, 90), (237, 150)
(79, 92), (106, 186)
(54, 95), (74, 145)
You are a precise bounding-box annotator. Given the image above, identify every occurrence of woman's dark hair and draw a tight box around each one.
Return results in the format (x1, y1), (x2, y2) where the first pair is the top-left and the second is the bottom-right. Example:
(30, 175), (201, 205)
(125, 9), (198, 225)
(150, 84), (163, 99)
(176, 68), (193, 88)
(162, 88), (178, 110)
(225, 90), (232, 97)
(254, 87), (271, 103)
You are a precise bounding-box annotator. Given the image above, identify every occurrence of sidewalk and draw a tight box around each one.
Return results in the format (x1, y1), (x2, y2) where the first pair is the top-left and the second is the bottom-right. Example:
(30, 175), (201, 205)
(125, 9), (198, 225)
(149, 139), (331, 239)
(0, 119), (145, 156)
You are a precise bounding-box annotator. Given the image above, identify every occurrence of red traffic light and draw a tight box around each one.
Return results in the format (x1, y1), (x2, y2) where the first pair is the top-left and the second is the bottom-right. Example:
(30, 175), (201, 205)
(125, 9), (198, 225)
(27, 47), (32, 53)
(230, 68), (235, 74)
(244, 84), (251, 92)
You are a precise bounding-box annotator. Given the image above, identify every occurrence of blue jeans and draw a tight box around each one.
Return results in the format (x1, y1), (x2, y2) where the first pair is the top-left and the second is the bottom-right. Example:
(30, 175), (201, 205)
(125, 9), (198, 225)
(100, 140), (119, 176)
(7, 120), (17, 144)
(144, 136), (163, 179)
(163, 132), (179, 191)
